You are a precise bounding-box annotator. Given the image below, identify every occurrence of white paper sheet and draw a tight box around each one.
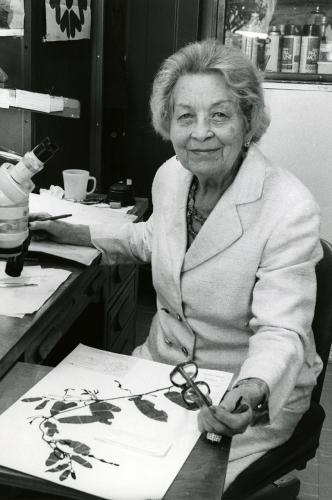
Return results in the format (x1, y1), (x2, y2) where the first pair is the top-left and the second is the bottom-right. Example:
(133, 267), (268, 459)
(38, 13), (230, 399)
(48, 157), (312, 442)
(0, 344), (233, 499)
(50, 95), (64, 112)
(0, 88), (10, 108)
(45, 0), (91, 42)
(29, 193), (136, 226)
(0, 262), (71, 316)
(0, 0), (24, 37)
(15, 90), (51, 113)
(28, 240), (101, 266)
(29, 193), (136, 264)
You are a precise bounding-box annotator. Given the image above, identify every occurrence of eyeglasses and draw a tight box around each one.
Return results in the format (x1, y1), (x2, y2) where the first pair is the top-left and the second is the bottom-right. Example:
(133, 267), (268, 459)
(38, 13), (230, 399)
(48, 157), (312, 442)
(170, 361), (222, 444)
(170, 361), (212, 409)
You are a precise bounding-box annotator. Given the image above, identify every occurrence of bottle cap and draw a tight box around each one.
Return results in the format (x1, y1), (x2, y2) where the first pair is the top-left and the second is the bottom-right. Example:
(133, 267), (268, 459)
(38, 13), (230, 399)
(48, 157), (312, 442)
(269, 25), (280, 34)
(284, 24), (301, 36)
(302, 24), (321, 37)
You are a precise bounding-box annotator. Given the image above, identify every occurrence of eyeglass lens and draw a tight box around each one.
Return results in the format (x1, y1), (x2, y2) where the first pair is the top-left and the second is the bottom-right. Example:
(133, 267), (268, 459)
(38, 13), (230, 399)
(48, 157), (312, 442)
(183, 381), (212, 407)
(170, 361), (198, 387)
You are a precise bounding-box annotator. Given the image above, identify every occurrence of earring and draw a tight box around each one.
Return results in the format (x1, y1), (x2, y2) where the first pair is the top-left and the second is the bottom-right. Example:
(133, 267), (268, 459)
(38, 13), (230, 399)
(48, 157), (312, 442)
(244, 140), (250, 149)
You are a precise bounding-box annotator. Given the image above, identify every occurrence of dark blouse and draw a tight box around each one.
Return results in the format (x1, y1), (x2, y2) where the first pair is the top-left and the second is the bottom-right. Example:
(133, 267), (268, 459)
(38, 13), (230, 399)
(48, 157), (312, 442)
(186, 176), (208, 248)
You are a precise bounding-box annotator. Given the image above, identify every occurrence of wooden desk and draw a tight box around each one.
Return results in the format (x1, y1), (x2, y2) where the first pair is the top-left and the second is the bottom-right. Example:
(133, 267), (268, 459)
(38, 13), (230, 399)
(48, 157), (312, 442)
(0, 198), (148, 379)
(0, 362), (231, 500)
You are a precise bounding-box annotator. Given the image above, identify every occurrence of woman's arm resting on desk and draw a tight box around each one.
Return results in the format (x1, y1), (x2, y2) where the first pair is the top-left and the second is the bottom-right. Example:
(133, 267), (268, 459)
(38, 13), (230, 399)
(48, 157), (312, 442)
(29, 213), (93, 247)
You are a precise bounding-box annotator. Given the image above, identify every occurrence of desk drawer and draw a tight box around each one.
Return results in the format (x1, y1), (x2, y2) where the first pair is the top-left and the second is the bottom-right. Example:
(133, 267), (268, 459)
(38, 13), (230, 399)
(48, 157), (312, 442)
(107, 276), (136, 353)
(24, 268), (106, 364)
(109, 264), (136, 299)
(110, 313), (136, 355)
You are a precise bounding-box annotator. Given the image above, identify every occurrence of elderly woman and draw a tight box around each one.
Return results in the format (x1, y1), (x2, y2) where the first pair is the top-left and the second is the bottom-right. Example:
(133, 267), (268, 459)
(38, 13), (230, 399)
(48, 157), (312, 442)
(30, 39), (323, 490)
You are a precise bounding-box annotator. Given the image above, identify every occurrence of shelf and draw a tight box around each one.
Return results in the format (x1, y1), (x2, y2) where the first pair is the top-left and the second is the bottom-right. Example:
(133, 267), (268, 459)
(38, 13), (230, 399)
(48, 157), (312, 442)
(264, 72), (332, 84)
(0, 88), (80, 119)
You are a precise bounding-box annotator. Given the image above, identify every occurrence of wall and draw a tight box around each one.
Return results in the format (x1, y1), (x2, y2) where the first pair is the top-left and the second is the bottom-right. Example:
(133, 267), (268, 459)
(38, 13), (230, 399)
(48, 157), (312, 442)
(259, 82), (332, 243)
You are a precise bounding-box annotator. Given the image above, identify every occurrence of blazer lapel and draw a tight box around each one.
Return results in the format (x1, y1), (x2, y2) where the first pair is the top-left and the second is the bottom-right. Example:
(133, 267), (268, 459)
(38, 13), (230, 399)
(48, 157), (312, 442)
(183, 146), (267, 272)
(162, 163), (192, 285)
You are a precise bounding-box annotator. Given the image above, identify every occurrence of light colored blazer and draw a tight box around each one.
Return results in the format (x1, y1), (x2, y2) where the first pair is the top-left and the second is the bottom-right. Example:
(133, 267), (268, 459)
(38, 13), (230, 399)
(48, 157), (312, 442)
(90, 145), (323, 424)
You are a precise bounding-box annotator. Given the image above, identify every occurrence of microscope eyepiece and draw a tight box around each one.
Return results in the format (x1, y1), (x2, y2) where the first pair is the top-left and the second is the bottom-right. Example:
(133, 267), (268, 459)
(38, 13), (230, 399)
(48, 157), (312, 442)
(32, 137), (59, 164)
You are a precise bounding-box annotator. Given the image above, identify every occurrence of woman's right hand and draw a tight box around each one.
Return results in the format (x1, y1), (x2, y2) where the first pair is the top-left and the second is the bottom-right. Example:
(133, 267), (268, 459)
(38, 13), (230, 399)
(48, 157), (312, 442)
(29, 213), (71, 243)
(29, 213), (92, 247)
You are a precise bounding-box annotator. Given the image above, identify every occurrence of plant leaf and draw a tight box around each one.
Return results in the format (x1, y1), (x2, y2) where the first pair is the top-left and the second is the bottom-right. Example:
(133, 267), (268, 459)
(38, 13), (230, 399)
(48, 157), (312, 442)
(59, 469), (71, 481)
(88, 401), (120, 424)
(129, 396), (168, 422)
(44, 421), (59, 436)
(58, 415), (99, 424)
(21, 397), (43, 402)
(35, 400), (49, 410)
(164, 391), (198, 410)
(58, 440), (90, 456)
(45, 451), (60, 467)
(50, 401), (78, 416)
(46, 463), (68, 472)
(71, 455), (92, 468)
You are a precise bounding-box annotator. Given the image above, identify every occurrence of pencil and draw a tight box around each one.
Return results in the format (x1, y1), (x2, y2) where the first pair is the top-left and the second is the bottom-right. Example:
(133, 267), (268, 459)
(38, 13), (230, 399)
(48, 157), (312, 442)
(36, 214), (72, 222)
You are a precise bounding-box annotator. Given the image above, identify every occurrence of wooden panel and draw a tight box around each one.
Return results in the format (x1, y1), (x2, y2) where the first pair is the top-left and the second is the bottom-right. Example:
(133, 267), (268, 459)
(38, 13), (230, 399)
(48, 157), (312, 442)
(113, 0), (200, 202)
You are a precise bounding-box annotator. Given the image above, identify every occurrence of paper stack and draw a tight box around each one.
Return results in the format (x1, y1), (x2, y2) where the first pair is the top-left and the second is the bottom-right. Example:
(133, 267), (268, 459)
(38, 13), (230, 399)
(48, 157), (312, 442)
(29, 193), (136, 265)
(0, 263), (71, 318)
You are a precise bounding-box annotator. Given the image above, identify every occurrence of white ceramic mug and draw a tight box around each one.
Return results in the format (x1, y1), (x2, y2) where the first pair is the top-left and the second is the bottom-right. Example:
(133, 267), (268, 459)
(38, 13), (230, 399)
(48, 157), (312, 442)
(62, 169), (97, 201)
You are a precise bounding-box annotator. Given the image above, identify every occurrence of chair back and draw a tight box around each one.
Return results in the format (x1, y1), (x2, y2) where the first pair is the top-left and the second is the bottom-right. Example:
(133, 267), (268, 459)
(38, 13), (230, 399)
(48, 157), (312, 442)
(311, 238), (332, 403)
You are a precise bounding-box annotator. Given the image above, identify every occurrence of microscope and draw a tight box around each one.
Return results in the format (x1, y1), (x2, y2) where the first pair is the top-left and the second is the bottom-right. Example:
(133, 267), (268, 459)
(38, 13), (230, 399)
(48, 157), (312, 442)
(0, 138), (58, 277)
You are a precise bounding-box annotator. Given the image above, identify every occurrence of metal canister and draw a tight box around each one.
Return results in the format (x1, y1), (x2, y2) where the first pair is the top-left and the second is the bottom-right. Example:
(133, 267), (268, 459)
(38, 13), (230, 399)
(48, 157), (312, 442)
(281, 24), (301, 73)
(299, 24), (321, 73)
(265, 26), (281, 72)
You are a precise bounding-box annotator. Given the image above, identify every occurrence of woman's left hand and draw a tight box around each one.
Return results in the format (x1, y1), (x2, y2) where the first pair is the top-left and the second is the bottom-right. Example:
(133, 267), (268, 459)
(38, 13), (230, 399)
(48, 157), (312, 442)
(198, 378), (269, 436)
(198, 388), (253, 437)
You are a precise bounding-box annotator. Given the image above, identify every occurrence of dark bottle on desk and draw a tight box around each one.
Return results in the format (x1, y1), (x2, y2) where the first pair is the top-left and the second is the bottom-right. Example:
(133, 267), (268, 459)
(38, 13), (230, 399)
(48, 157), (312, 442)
(107, 179), (135, 207)
(300, 24), (321, 73)
(281, 24), (301, 73)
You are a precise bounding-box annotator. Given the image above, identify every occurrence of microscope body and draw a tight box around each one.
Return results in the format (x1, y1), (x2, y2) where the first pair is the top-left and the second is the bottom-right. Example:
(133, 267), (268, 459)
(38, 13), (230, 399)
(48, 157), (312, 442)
(0, 138), (58, 276)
